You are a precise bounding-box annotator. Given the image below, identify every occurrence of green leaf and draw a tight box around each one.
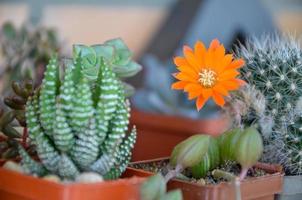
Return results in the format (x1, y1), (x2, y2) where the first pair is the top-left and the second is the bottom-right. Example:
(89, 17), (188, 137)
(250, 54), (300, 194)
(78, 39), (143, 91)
(73, 45), (97, 68)
(191, 137), (220, 178)
(112, 61), (142, 78)
(114, 49), (132, 65)
(218, 128), (242, 163)
(140, 174), (166, 200)
(122, 82), (135, 97)
(82, 67), (99, 81)
(105, 38), (129, 51)
(235, 127), (263, 168)
(91, 44), (115, 63)
(170, 134), (211, 168)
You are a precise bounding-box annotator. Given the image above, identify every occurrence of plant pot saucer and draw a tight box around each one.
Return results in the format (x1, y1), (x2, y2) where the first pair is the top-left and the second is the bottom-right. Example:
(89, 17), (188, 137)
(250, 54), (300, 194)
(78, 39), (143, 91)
(125, 157), (284, 200)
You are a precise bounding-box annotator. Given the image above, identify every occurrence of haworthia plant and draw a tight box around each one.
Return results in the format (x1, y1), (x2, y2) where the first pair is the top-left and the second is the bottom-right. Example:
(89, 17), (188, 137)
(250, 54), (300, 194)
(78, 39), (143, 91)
(19, 38), (141, 180)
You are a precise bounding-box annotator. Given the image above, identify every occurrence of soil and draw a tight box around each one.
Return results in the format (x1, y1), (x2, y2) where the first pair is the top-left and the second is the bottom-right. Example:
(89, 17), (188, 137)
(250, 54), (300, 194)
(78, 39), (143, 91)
(129, 160), (267, 185)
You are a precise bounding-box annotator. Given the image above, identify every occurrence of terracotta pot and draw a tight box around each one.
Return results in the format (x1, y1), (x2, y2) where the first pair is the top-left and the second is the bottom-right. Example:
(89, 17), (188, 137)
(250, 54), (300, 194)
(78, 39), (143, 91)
(125, 157), (284, 200)
(130, 109), (230, 161)
(0, 167), (145, 200)
(276, 175), (302, 200)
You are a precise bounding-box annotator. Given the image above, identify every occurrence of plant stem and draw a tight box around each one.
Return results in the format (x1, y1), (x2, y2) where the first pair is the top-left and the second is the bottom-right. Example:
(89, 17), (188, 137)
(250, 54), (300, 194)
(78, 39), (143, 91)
(164, 164), (183, 183)
(239, 168), (248, 181)
(22, 127), (28, 148)
(234, 177), (242, 200)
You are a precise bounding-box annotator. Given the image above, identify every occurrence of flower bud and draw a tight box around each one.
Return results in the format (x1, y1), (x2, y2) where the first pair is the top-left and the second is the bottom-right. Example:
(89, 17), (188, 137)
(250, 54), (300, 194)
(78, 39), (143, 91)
(170, 135), (210, 168)
(235, 127), (263, 168)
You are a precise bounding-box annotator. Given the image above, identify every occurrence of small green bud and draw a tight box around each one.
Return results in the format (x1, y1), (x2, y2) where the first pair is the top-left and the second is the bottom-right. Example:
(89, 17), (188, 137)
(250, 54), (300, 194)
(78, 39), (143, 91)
(140, 174), (166, 200)
(218, 128), (242, 163)
(235, 127), (263, 168)
(170, 135), (211, 168)
(191, 137), (220, 178)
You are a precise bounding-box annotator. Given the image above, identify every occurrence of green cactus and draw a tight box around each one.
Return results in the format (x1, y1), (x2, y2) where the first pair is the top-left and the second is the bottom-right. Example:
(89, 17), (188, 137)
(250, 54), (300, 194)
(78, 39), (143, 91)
(237, 35), (302, 123)
(235, 34), (302, 175)
(18, 39), (141, 180)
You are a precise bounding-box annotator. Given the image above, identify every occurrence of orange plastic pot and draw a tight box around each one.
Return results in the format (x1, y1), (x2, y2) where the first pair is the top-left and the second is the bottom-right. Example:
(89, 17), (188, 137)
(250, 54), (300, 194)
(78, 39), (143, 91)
(130, 109), (230, 161)
(126, 157), (284, 200)
(0, 167), (145, 200)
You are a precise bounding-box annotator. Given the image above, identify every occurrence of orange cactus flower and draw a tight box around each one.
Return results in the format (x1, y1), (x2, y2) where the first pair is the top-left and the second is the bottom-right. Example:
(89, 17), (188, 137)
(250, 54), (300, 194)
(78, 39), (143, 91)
(172, 39), (245, 110)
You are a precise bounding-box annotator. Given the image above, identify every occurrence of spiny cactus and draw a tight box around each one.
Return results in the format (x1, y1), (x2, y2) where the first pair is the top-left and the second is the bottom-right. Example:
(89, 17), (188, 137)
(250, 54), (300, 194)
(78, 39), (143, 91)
(265, 107), (302, 175)
(237, 34), (302, 123)
(235, 34), (302, 175)
(18, 38), (141, 180)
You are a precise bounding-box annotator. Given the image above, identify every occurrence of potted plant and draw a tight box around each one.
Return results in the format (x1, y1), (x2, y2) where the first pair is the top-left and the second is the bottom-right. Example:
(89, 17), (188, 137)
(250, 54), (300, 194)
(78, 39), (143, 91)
(234, 34), (302, 200)
(0, 38), (145, 200)
(125, 39), (284, 200)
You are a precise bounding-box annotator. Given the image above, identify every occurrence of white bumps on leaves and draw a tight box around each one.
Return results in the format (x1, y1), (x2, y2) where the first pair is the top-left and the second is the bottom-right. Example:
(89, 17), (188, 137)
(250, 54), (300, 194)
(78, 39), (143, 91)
(42, 174), (61, 183)
(3, 161), (25, 174)
(75, 172), (104, 183)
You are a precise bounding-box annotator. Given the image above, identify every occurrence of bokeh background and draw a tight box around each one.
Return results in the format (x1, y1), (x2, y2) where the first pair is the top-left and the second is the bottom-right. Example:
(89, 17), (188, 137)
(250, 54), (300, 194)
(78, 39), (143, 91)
(0, 0), (302, 118)
(1, 0), (301, 57)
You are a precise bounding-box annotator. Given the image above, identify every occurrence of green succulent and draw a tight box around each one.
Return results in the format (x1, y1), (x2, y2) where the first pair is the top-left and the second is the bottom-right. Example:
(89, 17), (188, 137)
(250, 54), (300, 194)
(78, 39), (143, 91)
(18, 38), (141, 180)
(0, 81), (35, 160)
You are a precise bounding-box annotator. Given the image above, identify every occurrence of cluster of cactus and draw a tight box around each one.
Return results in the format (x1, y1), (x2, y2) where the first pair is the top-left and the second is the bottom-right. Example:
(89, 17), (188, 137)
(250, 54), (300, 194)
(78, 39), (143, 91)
(0, 22), (60, 95)
(0, 81), (35, 159)
(234, 34), (302, 175)
(18, 38), (142, 180)
(132, 55), (219, 119)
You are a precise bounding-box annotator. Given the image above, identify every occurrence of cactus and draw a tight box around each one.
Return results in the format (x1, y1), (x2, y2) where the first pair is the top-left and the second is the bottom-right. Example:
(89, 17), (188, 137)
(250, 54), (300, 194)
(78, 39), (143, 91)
(18, 39), (141, 180)
(237, 34), (302, 124)
(266, 110), (302, 175)
(234, 34), (302, 175)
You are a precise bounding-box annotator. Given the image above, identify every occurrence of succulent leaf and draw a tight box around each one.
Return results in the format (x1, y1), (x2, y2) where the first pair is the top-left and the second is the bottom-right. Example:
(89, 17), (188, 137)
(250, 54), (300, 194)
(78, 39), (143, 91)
(18, 145), (46, 176)
(170, 135), (211, 168)
(39, 57), (59, 134)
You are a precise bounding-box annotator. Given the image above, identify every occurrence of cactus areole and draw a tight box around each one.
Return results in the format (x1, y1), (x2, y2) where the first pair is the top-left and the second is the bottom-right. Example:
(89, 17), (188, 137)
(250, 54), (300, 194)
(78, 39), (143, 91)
(18, 38), (142, 180)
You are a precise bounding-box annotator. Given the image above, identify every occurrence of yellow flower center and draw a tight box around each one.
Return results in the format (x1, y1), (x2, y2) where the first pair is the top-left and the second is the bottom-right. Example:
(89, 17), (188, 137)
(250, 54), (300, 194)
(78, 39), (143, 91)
(198, 69), (217, 88)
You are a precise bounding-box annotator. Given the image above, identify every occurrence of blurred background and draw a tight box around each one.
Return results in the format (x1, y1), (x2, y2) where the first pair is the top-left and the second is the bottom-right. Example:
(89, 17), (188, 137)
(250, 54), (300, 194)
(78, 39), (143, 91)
(0, 0), (302, 119)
